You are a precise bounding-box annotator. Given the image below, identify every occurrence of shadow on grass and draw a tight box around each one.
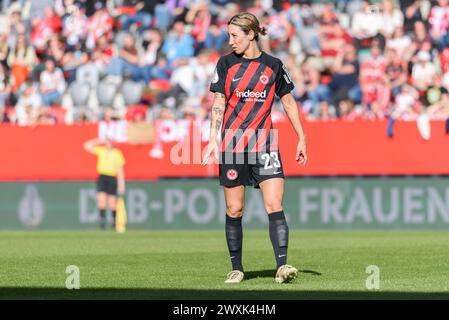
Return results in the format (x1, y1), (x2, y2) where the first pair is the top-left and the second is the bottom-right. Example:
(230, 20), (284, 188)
(245, 269), (322, 280)
(1, 288), (449, 300)
(244, 269), (277, 280)
(300, 270), (322, 276)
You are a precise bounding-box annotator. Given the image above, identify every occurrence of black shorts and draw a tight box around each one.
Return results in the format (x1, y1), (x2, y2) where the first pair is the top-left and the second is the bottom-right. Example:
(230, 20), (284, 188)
(97, 174), (118, 195)
(219, 151), (285, 188)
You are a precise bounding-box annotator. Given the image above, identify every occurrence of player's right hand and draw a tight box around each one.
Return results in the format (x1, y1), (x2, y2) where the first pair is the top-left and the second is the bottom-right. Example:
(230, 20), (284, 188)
(202, 140), (219, 165)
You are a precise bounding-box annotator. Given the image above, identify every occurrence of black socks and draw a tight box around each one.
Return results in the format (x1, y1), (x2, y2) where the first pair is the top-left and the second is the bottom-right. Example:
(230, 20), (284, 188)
(99, 209), (116, 229)
(111, 210), (116, 228)
(269, 211), (289, 269)
(225, 215), (243, 272)
(225, 211), (289, 271)
(99, 209), (106, 229)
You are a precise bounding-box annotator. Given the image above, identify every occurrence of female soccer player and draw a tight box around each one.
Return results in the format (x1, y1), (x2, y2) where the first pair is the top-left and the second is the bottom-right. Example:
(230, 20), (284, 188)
(202, 12), (308, 284)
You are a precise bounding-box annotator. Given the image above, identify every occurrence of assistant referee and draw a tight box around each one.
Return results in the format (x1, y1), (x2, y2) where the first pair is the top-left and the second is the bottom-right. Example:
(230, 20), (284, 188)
(84, 137), (126, 229)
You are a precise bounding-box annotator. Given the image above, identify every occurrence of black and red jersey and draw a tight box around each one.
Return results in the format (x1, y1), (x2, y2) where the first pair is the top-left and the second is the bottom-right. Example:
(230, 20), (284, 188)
(209, 51), (294, 153)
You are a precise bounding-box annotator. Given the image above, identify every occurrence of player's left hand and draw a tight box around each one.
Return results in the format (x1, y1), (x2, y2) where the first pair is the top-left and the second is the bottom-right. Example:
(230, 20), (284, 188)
(202, 140), (219, 165)
(296, 140), (307, 166)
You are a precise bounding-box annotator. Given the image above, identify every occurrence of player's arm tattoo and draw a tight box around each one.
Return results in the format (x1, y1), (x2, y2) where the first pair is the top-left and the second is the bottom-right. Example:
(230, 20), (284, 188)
(211, 92), (225, 133)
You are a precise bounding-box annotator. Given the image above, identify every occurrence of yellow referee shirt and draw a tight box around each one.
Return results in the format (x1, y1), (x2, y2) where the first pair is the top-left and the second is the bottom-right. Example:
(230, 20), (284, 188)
(93, 146), (125, 177)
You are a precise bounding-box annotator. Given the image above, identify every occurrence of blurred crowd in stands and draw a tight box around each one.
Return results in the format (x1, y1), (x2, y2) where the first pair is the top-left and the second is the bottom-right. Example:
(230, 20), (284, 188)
(0, 0), (448, 128)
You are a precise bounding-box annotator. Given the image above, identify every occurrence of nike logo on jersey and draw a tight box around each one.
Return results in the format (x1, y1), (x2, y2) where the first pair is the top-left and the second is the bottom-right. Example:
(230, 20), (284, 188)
(232, 77), (242, 82)
(273, 170), (282, 174)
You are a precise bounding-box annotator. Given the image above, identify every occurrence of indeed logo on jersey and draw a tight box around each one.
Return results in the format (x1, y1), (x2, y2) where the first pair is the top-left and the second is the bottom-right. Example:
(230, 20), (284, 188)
(235, 89), (267, 102)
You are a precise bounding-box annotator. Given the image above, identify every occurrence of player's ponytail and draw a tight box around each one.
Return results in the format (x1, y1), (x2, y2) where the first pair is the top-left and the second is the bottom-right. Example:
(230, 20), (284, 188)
(228, 12), (266, 41)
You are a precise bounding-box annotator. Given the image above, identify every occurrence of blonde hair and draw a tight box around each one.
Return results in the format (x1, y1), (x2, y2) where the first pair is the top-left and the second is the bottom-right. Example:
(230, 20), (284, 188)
(227, 12), (266, 41)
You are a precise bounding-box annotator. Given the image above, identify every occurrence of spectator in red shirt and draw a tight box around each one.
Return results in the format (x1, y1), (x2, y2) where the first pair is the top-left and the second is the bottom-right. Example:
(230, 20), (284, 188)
(94, 34), (114, 69)
(428, 0), (449, 51)
(85, 2), (114, 50)
(439, 47), (449, 73)
(360, 44), (390, 115)
(185, 3), (211, 54)
(318, 5), (352, 67)
(30, 6), (62, 52)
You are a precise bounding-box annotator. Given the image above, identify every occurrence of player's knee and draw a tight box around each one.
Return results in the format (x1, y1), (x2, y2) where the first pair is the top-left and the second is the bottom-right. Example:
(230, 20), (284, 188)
(226, 203), (244, 218)
(97, 200), (107, 209)
(265, 201), (283, 214)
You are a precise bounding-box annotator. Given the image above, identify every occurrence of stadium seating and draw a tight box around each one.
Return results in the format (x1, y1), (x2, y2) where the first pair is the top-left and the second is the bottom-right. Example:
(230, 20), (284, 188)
(97, 79), (118, 109)
(122, 80), (143, 106)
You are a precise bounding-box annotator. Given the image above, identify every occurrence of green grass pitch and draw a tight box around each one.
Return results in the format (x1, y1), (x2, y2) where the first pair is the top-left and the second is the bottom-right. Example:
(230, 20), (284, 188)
(1, 230), (449, 299)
